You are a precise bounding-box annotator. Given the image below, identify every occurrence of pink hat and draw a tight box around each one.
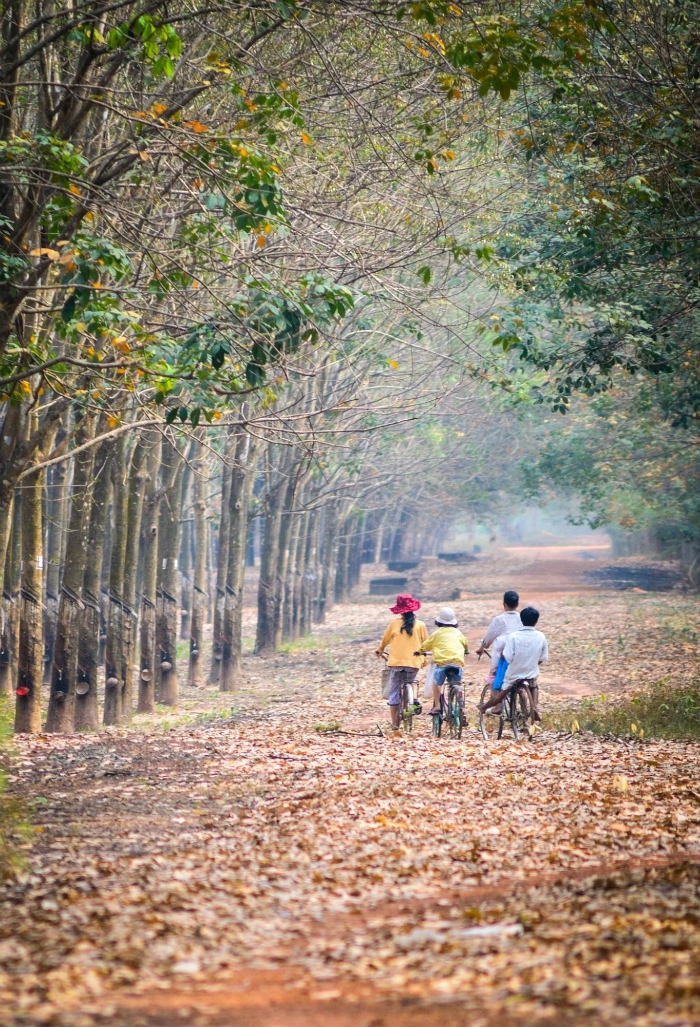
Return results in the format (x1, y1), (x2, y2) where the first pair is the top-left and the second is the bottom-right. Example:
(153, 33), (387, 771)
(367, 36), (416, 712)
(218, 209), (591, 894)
(390, 594), (421, 615)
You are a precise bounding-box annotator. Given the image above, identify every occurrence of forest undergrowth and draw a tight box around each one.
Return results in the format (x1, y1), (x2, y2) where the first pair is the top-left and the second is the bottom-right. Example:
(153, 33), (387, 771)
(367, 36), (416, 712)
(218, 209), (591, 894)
(1, 547), (699, 1027)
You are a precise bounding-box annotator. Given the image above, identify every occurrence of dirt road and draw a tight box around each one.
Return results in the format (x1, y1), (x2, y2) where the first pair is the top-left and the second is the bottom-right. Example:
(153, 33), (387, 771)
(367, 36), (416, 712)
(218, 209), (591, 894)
(1, 544), (699, 1027)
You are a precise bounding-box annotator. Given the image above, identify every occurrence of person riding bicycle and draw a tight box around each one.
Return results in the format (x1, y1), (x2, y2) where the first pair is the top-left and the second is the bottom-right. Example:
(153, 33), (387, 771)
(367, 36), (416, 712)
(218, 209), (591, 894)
(376, 594), (428, 731)
(476, 589), (522, 711)
(477, 606), (548, 719)
(415, 607), (468, 716)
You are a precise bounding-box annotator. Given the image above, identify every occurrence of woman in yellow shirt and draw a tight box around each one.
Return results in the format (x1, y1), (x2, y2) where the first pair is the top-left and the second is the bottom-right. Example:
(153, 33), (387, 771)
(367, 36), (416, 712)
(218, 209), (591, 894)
(376, 594), (428, 730)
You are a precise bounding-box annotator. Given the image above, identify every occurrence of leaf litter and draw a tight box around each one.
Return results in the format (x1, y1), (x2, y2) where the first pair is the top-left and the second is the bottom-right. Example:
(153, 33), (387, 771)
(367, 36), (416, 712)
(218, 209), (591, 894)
(0, 546), (699, 1026)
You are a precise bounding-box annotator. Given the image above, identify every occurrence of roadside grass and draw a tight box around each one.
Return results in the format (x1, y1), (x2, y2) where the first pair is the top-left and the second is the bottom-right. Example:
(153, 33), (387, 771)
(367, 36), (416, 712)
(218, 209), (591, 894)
(547, 678), (700, 741)
(0, 695), (31, 879)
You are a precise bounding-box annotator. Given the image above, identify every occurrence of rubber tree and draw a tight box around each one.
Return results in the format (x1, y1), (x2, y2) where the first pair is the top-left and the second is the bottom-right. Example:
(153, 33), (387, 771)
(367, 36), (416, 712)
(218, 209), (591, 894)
(0, 496), (21, 698)
(188, 435), (210, 689)
(103, 435), (129, 726)
(45, 410), (97, 733)
(255, 444), (307, 654)
(209, 461), (232, 687)
(155, 434), (186, 707)
(220, 429), (260, 691)
(137, 435), (162, 713)
(75, 437), (112, 732)
(42, 421), (70, 684)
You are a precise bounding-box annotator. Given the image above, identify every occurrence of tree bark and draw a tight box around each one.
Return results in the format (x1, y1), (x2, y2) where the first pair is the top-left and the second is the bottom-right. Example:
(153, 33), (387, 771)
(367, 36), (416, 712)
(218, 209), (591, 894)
(103, 435), (129, 726)
(220, 432), (258, 691)
(209, 460), (232, 686)
(137, 437), (161, 713)
(14, 464), (45, 733)
(0, 495), (21, 698)
(117, 435), (149, 723)
(155, 436), (184, 707)
(256, 484), (285, 654)
(75, 439), (112, 732)
(43, 433), (70, 686)
(45, 412), (96, 733)
(188, 442), (209, 689)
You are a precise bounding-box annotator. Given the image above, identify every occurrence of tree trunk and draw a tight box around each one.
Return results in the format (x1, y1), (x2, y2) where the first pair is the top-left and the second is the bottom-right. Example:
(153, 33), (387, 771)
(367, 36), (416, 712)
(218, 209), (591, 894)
(137, 437), (161, 713)
(119, 436), (149, 723)
(220, 432), (258, 691)
(45, 412), (96, 733)
(155, 437), (184, 707)
(209, 461), (232, 686)
(103, 436), (129, 726)
(75, 440), (112, 733)
(0, 495), (21, 698)
(299, 508), (320, 636)
(188, 444), (209, 689)
(282, 510), (302, 643)
(317, 503), (340, 624)
(256, 486), (284, 654)
(0, 404), (23, 599)
(178, 447), (195, 642)
(43, 440), (69, 685)
(14, 464), (45, 733)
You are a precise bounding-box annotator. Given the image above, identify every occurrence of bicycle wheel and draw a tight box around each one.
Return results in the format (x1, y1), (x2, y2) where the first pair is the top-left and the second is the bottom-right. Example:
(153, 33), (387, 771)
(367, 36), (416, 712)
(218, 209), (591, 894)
(479, 682), (503, 741)
(510, 684), (533, 740)
(449, 687), (463, 739)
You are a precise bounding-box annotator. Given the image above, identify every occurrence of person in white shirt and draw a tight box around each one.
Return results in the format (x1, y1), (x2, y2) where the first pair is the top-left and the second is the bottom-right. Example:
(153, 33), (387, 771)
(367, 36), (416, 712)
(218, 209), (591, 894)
(476, 589), (522, 658)
(478, 606), (548, 719)
(477, 590), (522, 711)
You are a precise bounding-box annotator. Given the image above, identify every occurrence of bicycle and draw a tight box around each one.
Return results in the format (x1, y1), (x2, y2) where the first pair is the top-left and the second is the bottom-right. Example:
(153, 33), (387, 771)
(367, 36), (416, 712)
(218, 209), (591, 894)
(431, 666), (466, 739)
(381, 655), (419, 734)
(479, 677), (535, 741)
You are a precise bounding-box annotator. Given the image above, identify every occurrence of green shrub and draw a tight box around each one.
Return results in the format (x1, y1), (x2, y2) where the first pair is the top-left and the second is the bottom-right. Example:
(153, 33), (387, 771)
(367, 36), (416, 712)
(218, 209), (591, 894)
(548, 679), (700, 741)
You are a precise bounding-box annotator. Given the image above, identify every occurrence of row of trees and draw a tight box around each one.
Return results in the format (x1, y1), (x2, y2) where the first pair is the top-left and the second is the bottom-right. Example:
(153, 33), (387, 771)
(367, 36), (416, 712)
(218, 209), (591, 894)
(487, 0), (700, 580)
(1, 0), (698, 732)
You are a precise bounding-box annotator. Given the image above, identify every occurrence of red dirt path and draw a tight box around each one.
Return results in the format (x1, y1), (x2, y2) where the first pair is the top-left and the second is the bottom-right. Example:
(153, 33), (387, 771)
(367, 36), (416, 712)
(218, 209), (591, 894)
(3, 540), (699, 1027)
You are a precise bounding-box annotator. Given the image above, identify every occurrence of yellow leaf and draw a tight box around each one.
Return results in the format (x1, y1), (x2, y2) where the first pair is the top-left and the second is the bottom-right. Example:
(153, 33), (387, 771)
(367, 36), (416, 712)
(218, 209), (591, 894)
(29, 247), (60, 259)
(386, 359), (399, 369)
(611, 774), (629, 793)
(300, 131), (312, 145)
(68, 183), (81, 196)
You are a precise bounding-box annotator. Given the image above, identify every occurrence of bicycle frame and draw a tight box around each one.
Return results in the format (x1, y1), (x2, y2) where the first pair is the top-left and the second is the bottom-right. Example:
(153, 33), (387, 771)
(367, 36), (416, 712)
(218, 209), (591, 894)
(479, 677), (534, 741)
(431, 667), (464, 738)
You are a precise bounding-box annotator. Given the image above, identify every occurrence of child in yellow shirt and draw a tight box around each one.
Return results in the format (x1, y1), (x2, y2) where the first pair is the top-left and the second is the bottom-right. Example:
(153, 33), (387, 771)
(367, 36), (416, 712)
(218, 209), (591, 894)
(416, 607), (469, 715)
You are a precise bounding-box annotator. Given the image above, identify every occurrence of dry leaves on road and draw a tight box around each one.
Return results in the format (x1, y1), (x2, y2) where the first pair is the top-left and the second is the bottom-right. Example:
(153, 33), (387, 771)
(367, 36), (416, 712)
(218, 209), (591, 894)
(1, 550), (699, 1027)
